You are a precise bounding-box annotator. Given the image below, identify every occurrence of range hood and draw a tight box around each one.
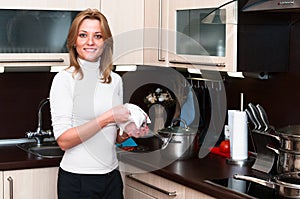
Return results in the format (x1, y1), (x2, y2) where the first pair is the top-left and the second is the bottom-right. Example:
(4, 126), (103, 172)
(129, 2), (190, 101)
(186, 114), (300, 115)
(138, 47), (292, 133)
(243, 0), (300, 12)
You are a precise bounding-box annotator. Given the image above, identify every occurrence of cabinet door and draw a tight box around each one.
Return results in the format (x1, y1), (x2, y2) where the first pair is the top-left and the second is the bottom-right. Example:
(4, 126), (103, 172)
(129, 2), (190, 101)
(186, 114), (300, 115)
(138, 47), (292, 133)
(101, 0), (144, 65)
(125, 185), (156, 199)
(125, 173), (185, 199)
(143, 0), (168, 67)
(185, 187), (216, 199)
(3, 167), (58, 199)
(1, 0), (100, 10)
(0, 171), (3, 199)
(167, 0), (238, 72)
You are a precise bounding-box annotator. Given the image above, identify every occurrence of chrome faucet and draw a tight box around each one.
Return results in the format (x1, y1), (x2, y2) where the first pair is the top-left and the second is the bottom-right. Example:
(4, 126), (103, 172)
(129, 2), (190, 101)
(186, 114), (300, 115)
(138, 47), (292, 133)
(26, 98), (53, 145)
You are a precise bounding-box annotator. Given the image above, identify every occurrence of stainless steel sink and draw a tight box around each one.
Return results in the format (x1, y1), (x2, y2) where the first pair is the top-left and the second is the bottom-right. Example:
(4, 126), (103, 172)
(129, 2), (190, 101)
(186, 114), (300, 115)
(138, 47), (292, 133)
(17, 141), (64, 158)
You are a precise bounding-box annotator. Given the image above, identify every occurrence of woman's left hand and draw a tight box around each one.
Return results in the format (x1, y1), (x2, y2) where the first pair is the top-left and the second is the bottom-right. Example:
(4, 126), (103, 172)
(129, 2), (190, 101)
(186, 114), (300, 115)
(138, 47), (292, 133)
(123, 122), (149, 138)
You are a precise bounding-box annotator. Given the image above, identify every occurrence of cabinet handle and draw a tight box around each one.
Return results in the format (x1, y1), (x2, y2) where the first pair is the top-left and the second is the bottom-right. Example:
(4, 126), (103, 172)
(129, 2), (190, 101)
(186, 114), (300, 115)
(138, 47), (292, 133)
(158, 0), (165, 62)
(126, 174), (177, 196)
(0, 58), (65, 63)
(7, 176), (13, 199)
(169, 60), (226, 67)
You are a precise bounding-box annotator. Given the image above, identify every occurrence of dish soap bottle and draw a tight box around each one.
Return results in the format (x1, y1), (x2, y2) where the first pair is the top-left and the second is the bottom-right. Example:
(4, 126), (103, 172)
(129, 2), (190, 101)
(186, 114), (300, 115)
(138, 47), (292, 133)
(216, 39), (225, 57)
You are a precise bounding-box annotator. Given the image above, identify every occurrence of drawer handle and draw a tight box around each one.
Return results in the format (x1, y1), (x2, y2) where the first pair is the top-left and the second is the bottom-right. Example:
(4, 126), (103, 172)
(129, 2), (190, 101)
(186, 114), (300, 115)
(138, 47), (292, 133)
(158, 0), (165, 62)
(7, 176), (13, 199)
(169, 60), (226, 67)
(0, 58), (65, 63)
(126, 174), (177, 196)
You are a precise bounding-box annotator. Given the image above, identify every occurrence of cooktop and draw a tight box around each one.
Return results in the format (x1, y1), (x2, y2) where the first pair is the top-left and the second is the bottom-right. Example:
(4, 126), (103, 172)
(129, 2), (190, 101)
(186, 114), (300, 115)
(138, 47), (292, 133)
(205, 177), (277, 199)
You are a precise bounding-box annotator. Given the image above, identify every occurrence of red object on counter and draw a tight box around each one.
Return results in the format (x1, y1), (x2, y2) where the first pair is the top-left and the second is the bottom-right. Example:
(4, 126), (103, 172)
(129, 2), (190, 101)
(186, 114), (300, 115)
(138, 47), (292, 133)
(219, 140), (230, 153)
(210, 147), (230, 158)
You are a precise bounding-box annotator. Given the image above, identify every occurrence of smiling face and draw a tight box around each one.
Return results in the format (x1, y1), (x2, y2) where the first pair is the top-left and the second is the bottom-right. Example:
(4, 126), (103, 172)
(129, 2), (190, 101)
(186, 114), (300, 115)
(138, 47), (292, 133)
(75, 18), (104, 62)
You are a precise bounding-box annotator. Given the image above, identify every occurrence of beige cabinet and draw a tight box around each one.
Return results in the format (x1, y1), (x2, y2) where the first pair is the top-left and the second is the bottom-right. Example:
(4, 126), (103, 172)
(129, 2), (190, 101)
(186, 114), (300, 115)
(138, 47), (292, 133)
(123, 164), (215, 199)
(143, 0), (169, 67)
(101, 0), (169, 67)
(1, 0), (100, 10)
(2, 167), (58, 199)
(101, 0), (144, 66)
(125, 172), (185, 199)
(165, 0), (238, 72)
(0, 172), (3, 199)
(185, 187), (215, 199)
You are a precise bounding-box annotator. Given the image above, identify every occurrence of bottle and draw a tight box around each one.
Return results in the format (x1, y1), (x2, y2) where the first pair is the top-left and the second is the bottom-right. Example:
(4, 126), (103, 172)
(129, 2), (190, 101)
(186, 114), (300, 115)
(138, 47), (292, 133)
(216, 39), (225, 57)
(220, 125), (230, 153)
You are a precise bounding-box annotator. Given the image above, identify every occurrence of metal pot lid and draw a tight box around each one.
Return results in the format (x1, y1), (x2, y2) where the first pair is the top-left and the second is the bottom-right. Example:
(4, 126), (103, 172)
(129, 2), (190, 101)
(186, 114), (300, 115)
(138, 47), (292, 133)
(278, 125), (300, 137)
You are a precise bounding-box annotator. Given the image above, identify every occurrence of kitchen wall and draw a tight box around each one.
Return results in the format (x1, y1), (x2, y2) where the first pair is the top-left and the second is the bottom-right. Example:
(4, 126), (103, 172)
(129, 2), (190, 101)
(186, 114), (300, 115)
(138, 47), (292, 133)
(0, 70), (299, 140)
(0, 72), (55, 139)
(225, 72), (300, 129)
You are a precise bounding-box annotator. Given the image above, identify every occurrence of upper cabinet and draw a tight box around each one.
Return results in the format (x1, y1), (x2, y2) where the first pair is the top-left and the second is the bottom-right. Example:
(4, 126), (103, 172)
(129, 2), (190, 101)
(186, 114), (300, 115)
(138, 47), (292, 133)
(101, 0), (291, 72)
(166, 0), (238, 72)
(0, 0), (100, 10)
(101, 0), (144, 65)
(0, 0), (101, 70)
(101, 0), (168, 67)
(143, 0), (168, 67)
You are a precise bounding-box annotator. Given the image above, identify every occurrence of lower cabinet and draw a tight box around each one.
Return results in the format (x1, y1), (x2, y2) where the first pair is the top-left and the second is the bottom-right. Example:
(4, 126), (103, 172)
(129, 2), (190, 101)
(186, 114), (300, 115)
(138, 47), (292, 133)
(1, 167), (58, 199)
(122, 164), (215, 199)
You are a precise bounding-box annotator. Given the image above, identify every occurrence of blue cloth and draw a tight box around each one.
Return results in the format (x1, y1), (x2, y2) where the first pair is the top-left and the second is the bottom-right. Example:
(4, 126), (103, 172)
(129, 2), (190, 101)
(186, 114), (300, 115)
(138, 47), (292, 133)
(116, 137), (138, 147)
(180, 86), (195, 127)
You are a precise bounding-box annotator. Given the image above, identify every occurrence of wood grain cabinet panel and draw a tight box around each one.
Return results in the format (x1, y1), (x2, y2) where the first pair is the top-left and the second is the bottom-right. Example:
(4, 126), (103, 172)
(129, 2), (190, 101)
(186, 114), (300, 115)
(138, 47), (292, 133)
(3, 167), (58, 199)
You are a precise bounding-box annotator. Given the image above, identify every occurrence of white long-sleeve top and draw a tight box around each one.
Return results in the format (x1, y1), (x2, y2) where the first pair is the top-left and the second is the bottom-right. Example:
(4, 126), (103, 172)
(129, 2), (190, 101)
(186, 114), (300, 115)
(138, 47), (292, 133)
(49, 58), (123, 174)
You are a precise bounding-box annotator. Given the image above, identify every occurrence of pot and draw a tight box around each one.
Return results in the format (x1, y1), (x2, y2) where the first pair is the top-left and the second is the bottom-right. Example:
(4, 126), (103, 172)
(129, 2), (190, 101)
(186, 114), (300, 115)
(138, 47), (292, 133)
(234, 173), (300, 198)
(267, 144), (300, 174)
(268, 125), (300, 151)
(157, 118), (199, 160)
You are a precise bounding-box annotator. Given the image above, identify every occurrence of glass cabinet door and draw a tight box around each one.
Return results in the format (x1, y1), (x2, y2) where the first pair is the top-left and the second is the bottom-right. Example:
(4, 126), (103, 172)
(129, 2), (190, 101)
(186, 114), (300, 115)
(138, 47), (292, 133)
(176, 8), (226, 57)
(167, 0), (238, 72)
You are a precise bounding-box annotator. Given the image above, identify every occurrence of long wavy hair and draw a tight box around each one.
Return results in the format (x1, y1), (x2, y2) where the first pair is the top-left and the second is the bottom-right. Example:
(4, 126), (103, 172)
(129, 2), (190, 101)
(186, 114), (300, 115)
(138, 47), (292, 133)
(66, 8), (113, 83)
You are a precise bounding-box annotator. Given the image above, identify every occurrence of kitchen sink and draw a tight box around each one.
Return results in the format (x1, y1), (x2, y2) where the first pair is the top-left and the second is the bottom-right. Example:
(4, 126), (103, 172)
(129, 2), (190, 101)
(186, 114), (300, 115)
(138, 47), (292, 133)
(17, 141), (64, 158)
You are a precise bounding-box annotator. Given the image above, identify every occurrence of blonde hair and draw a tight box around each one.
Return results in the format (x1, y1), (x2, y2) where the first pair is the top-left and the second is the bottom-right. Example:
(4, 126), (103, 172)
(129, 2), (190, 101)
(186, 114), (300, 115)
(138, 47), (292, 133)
(66, 8), (113, 83)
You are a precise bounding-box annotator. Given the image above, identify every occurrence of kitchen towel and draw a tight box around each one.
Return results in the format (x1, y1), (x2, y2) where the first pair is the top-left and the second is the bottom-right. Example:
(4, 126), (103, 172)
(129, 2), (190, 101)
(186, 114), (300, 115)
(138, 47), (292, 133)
(228, 110), (248, 160)
(180, 86), (195, 127)
(118, 103), (151, 136)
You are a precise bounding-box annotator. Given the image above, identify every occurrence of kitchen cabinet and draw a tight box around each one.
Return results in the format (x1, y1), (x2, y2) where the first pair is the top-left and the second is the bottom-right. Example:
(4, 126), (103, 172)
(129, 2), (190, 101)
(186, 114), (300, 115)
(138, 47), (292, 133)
(123, 163), (215, 199)
(101, 0), (169, 67)
(164, 0), (238, 72)
(102, 0), (290, 72)
(101, 0), (144, 66)
(143, 0), (168, 67)
(185, 187), (215, 199)
(0, 172), (3, 198)
(1, 0), (100, 10)
(2, 167), (58, 199)
(0, 0), (101, 71)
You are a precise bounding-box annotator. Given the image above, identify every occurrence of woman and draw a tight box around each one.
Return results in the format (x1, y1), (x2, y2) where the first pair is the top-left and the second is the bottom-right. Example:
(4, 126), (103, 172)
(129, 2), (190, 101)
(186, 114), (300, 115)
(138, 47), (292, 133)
(49, 8), (143, 199)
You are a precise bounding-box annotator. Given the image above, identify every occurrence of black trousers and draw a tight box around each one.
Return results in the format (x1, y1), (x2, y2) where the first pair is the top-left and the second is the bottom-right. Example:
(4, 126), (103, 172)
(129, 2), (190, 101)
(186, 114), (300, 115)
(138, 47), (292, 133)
(58, 167), (124, 199)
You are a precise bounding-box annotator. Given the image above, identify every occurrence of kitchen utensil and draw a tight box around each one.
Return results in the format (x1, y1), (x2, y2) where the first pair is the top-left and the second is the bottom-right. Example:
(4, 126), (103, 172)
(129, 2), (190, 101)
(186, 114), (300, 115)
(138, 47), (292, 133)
(251, 131), (277, 173)
(157, 118), (199, 160)
(245, 108), (259, 130)
(234, 172), (300, 198)
(256, 104), (273, 132)
(248, 103), (265, 131)
(267, 144), (300, 174)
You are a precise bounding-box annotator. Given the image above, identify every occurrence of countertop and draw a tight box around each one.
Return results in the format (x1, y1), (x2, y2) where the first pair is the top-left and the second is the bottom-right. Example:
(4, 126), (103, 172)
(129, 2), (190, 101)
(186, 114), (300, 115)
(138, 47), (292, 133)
(0, 143), (61, 171)
(118, 150), (262, 199)
(0, 141), (261, 198)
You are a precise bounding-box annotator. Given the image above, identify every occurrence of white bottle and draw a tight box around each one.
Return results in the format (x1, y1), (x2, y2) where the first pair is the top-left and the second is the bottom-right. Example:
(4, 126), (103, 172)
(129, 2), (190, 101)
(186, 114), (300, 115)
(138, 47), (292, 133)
(216, 39), (225, 57)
